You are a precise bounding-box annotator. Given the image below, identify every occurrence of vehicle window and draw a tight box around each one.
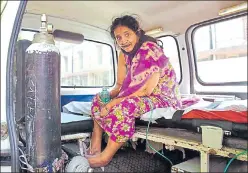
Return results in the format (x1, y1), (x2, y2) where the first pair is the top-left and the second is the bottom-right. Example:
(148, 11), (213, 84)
(57, 40), (114, 87)
(17, 30), (115, 87)
(158, 36), (182, 83)
(17, 30), (35, 41)
(193, 15), (247, 84)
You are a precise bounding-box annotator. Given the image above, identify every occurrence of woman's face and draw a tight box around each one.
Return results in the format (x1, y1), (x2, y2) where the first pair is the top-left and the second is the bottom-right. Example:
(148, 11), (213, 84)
(114, 25), (139, 52)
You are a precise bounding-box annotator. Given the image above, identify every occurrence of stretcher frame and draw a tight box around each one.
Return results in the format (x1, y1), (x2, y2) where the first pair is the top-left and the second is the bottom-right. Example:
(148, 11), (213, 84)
(61, 127), (247, 172)
(132, 126), (247, 172)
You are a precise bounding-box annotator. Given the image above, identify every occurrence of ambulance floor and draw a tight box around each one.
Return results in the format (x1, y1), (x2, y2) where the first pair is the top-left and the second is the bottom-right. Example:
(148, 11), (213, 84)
(62, 140), (187, 173)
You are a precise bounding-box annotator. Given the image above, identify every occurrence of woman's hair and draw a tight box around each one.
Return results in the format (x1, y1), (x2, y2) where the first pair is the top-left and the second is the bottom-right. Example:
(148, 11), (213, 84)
(110, 15), (141, 40)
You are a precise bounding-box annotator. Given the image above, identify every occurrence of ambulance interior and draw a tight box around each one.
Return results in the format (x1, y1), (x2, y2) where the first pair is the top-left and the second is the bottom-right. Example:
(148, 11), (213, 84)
(8, 1), (248, 172)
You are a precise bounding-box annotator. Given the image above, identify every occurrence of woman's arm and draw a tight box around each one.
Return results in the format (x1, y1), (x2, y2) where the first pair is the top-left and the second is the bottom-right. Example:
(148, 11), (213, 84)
(106, 72), (160, 109)
(109, 52), (126, 99)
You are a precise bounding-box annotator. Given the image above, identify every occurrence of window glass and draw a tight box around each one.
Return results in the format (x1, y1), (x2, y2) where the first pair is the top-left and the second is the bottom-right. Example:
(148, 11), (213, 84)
(57, 40), (114, 87)
(193, 15), (247, 83)
(18, 30), (115, 87)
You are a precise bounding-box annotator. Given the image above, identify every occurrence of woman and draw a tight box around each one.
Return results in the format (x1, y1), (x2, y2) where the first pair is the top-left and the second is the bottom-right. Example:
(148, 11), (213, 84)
(87, 15), (182, 167)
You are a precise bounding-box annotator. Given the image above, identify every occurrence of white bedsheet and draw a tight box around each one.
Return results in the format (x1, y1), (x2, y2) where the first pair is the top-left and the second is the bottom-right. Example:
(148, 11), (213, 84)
(183, 99), (247, 114)
(63, 101), (92, 116)
(215, 99), (247, 110)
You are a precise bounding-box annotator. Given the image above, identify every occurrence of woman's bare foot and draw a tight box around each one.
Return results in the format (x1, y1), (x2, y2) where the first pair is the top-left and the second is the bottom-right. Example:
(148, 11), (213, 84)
(87, 137), (124, 168)
(88, 138), (101, 155)
(86, 152), (110, 167)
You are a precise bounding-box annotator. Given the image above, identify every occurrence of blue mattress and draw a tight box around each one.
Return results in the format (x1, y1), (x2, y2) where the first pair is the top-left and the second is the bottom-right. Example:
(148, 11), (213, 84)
(61, 112), (93, 135)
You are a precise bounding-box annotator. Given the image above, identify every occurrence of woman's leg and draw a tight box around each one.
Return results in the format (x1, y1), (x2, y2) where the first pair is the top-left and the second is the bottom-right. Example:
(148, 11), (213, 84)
(87, 96), (163, 167)
(89, 94), (105, 154)
(89, 120), (103, 154)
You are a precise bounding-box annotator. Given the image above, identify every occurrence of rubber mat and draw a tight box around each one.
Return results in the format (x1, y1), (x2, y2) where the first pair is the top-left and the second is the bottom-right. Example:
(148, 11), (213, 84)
(93, 148), (170, 172)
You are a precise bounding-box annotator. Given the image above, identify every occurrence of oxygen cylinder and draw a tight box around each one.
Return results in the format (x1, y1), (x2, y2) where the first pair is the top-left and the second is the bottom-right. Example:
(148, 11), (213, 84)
(25, 14), (61, 169)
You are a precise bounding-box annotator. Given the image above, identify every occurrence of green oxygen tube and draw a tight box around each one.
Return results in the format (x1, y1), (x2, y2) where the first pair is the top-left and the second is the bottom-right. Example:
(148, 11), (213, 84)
(224, 150), (248, 173)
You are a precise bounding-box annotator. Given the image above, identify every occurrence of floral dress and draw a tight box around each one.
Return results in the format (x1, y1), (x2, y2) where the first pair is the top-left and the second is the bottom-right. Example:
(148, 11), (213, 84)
(91, 41), (182, 143)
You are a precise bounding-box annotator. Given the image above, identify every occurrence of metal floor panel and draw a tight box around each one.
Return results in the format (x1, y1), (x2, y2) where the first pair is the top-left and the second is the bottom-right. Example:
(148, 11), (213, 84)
(93, 148), (170, 173)
(63, 142), (171, 172)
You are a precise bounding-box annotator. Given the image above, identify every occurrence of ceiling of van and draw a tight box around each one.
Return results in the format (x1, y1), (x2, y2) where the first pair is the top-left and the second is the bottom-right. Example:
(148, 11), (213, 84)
(26, 1), (245, 36)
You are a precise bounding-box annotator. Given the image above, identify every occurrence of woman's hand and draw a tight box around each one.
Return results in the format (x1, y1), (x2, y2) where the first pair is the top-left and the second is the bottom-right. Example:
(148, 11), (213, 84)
(97, 93), (106, 107)
(100, 99), (116, 117)
(100, 106), (110, 117)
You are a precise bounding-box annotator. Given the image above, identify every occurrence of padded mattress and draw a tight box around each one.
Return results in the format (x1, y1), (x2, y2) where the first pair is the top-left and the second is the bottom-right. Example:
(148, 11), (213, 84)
(61, 99), (247, 139)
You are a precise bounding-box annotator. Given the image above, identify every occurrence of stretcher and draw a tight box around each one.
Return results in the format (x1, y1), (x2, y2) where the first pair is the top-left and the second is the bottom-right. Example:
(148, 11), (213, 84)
(60, 98), (247, 172)
(61, 113), (247, 172)
(61, 98), (247, 139)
